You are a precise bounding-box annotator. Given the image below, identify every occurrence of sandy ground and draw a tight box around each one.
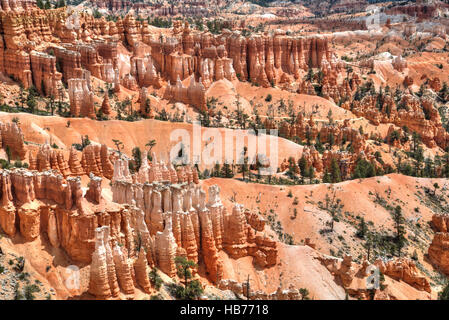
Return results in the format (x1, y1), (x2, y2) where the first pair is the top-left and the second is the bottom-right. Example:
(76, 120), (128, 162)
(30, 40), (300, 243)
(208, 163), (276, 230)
(0, 112), (304, 172)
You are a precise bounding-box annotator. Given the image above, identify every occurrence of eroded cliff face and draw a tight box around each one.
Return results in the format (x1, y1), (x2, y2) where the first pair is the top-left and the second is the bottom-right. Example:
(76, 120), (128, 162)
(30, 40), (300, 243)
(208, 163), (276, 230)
(88, 155), (276, 299)
(275, 116), (384, 179)
(0, 8), (340, 113)
(374, 258), (431, 293)
(0, 168), (105, 262)
(386, 3), (448, 20)
(109, 156), (277, 292)
(319, 254), (432, 300)
(29, 143), (115, 179)
(149, 24), (339, 91)
(0, 121), (26, 160)
(91, 0), (217, 17)
(342, 93), (449, 150)
(428, 213), (449, 275)
(0, 152), (278, 299)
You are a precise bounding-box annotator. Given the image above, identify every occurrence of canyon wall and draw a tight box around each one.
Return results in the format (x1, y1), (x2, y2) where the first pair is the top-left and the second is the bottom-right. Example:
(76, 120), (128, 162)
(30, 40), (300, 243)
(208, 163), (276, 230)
(428, 212), (449, 275)
(109, 156), (277, 291)
(0, 154), (277, 299)
(0, 121), (26, 160)
(0, 9), (340, 113)
(29, 143), (115, 179)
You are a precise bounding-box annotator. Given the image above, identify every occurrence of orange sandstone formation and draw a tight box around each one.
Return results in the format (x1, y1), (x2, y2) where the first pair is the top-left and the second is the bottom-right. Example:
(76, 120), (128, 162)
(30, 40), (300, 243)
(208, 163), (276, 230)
(110, 158), (276, 285)
(428, 212), (449, 275)
(68, 78), (95, 118)
(0, 10), (341, 112)
(0, 121), (26, 160)
(374, 258), (431, 293)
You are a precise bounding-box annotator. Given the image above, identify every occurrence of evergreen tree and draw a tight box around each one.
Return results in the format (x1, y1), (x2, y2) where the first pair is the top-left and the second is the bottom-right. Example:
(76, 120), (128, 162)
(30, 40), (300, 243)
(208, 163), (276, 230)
(353, 158), (376, 179)
(55, 0), (66, 8)
(356, 217), (368, 239)
(112, 139), (124, 157)
(241, 147), (249, 181)
(175, 256), (196, 288)
(439, 282), (449, 300)
(287, 157), (298, 180)
(444, 152), (449, 178)
(423, 158), (434, 178)
(330, 158), (342, 183)
(6, 146), (11, 164)
(173, 256), (203, 300)
(439, 82), (449, 102)
(26, 94), (36, 113)
(328, 132), (335, 147)
(325, 190), (343, 232)
(298, 156), (308, 177)
(307, 166), (315, 184)
(132, 147), (142, 172)
(322, 169), (331, 183)
(213, 162), (221, 177)
(305, 68), (314, 81)
(392, 206), (406, 256)
(363, 232), (375, 262)
(36, 0), (44, 9)
(221, 163), (234, 178)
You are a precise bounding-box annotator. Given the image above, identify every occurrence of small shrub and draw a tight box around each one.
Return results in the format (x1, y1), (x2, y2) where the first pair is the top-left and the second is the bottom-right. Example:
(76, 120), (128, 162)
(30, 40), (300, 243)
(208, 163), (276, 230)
(168, 280), (204, 300)
(23, 284), (40, 300)
(292, 197), (299, 205)
(14, 257), (25, 272)
(149, 268), (163, 290)
(18, 272), (30, 281)
(439, 282), (449, 300)
(299, 288), (310, 300)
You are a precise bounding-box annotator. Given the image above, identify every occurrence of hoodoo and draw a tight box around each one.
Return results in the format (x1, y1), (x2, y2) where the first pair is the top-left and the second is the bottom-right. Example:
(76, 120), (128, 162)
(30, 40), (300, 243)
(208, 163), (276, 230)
(0, 0), (447, 303)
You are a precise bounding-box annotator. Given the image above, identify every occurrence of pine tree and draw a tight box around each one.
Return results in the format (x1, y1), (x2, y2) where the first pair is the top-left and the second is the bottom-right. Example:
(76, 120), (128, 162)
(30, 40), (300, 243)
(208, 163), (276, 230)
(308, 166), (315, 184)
(330, 158), (342, 183)
(221, 163), (234, 178)
(6, 146), (11, 164)
(112, 139), (124, 157)
(439, 82), (449, 102)
(132, 147), (142, 172)
(439, 282), (449, 300)
(392, 206), (406, 256)
(298, 156), (308, 177)
(363, 232), (375, 262)
(356, 217), (368, 239)
(322, 169), (331, 183)
(444, 152), (449, 178)
(214, 162), (221, 177)
(55, 0), (66, 8)
(306, 68), (314, 81)
(241, 146), (248, 181)
(175, 256), (196, 288)
(36, 0), (44, 9)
